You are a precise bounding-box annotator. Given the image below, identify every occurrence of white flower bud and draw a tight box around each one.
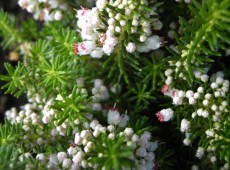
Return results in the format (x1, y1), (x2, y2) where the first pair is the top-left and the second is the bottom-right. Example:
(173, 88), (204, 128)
(180, 119), (190, 132)
(205, 93), (212, 99)
(186, 90), (194, 98)
(57, 152), (67, 163)
(195, 147), (204, 159)
(202, 99), (209, 106)
(183, 138), (191, 146)
(197, 87), (204, 93)
(178, 91), (185, 98)
(200, 74), (209, 82)
(214, 91), (220, 97)
(36, 153), (46, 163)
(216, 77), (224, 84)
(140, 35), (147, 42)
(126, 42), (136, 53)
(191, 112), (197, 118)
(202, 110), (209, 118)
(115, 13), (121, 20)
(125, 9), (131, 15)
(189, 97), (196, 105)
(211, 82), (218, 89)
(62, 158), (72, 169)
(132, 19), (139, 26)
(124, 128), (134, 136)
(120, 20), (126, 26)
(108, 133), (115, 139)
(108, 18), (116, 25)
(54, 10), (62, 21)
(132, 134), (139, 143)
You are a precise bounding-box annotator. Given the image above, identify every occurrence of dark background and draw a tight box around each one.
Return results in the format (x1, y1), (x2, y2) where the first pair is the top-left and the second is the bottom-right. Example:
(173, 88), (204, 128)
(0, 0), (28, 122)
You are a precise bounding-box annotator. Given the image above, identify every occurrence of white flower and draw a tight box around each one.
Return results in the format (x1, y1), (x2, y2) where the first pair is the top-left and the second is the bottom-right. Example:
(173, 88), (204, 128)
(120, 20), (126, 26)
(92, 103), (102, 111)
(140, 131), (151, 145)
(67, 147), (78, 155)
(137, 45), (150, 53)
(201, 110), (209, 118)
(180, 119), (190, 132)
(193, 92), (200, 99)
(115, 26), (121, 32)
(75, 41), (95, 55)
(74, 133), (82, 145)
(211, 82), (218, 89)
(185, 90), (194, 98)
(72, 151), (84, 163)
(132, 134), (139, 143)
(145, 35), (162, 50)
(205, 129), (214, 137)
(126, 42), (136, 53)
(54, 10), (62, 21)
(57, 152), (67, 163)
(202, 99), (209, 106)
(124, 128), (134, 136)
(156, 108), (174, 122)
(200, 74), (209, 82)
(147, 141), (158, 151)
(173, 96), (183, 105)
(96, 0), (108, 10)
(62, 158), (72, 169)
(178, 90), (185, 97)
(102, 44), (114, 55)
(210, 156), (217, 163)
(195, 147), (204, 159)
(183, 138), (191, 146)
(132, 19), (139, 26)
(47, 154), (59, 168)
(140, 35), (147, 42)
(108, 18), (116, 25)
(36, 153), (46, 163)
(107, 109), (121, 125)
(204, 93), (212, 99)
(189, 97), (196, 105)
(136, 147), (147, 157)
(27, 4), (36, 13)
(80, 130), (89, 138)
(118, 114), (129, 127)
(197, 87), (204, 93)
(108, 133), (115, 139)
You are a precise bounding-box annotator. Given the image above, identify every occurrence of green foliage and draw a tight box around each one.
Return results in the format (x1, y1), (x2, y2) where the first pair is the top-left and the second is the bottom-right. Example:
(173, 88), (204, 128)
(0, 0), (229, 169)
(89, 135), (134, 170)
(167, 0), (230, 86)
(0, 119), (22, 145)
(0, 10), (21, 49)
(129, 116), (158, 135)
(156, 145), (176, 170)
(0, 144), (27, 170)
(37, 55), (78, 95)
(0, 62), (28, 98)
(52, 86), (90, 125)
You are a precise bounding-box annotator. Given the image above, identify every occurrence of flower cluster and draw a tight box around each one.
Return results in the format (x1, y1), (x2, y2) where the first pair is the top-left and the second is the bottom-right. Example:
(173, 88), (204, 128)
(56, 108), (157, 170)
(18, 0), (68, 21)
(75, 0), (163, 58)
(4, 80), (157, 169)
(160, 71), (230, 166)
(156, 108), (174, 122)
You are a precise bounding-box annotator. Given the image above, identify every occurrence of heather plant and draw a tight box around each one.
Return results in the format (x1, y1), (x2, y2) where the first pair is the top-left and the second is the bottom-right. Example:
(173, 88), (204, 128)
(0, 0), (229, 169)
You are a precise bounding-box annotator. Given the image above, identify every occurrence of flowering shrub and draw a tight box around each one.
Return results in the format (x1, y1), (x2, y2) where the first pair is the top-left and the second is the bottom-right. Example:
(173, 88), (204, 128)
(0, 0), (229, 169)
